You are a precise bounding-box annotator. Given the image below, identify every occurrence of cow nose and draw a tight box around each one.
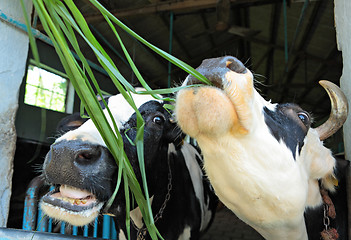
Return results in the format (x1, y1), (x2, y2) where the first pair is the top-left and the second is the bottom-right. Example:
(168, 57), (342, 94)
(186, 56), (247, 87)
(46, 140), (108, 169)
(199, 56), (247, 74)
(222, 56), (247, 74)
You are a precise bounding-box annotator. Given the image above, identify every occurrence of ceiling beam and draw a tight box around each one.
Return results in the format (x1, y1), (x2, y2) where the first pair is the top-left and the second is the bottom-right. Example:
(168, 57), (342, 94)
(83, 0), (278, 22)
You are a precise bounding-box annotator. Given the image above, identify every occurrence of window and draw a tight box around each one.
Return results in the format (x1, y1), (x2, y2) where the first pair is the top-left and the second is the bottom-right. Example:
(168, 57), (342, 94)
(24, 65), (74, 113)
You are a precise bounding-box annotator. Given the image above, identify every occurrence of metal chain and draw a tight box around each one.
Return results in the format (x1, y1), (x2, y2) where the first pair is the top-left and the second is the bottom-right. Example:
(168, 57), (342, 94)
(136, 228), (147, 240)
(323, 203), (330, 231)
(153, 160), (172, 223)
(131, 156), (173, 240)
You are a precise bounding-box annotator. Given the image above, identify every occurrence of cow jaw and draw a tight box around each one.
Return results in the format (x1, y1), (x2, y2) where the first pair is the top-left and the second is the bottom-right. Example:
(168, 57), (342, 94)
(40, 185), (103, 226)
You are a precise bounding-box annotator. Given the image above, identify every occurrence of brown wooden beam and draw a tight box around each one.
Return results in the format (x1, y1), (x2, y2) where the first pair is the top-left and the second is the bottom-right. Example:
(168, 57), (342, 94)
(83, 0), (277, 23)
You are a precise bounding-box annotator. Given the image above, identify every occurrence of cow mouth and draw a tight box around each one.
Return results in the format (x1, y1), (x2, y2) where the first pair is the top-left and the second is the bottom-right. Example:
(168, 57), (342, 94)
(40, 185), (104, 226)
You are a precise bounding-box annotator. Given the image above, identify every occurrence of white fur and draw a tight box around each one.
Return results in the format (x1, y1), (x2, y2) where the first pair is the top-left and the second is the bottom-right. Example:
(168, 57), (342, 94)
(197, 123), (309, 240)
(118, 229), (127, 240)
(178, 142), (213, 232)
(129, 196), (154, 229)
(58, 89), (161, 146)
(177, 226), (191, 240)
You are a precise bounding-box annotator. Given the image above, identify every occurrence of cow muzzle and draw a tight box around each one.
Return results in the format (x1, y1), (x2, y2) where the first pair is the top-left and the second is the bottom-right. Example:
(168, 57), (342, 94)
(176, 56), (254, 137)
(41, 140), (115, 226)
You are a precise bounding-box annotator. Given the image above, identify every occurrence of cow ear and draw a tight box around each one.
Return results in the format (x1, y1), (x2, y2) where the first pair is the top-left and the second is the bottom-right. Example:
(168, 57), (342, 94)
(56, 112), (88, 135)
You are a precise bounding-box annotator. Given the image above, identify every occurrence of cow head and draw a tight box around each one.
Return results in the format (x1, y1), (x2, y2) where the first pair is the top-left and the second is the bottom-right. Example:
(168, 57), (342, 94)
(40, 91), (180, 226)
(175, 56), (348, 239)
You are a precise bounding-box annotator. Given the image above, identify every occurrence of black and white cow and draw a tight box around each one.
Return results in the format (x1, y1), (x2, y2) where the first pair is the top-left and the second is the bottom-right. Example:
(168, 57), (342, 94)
(175, 56), (348, 240)
(40, 92), (218, 240)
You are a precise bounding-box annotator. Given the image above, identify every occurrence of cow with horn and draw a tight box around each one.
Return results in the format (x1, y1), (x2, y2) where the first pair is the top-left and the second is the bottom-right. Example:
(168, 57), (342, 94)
(175, 56), (348, 240)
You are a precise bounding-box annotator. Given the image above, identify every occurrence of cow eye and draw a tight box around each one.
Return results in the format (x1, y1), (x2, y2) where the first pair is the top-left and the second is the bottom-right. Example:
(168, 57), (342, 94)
(297, 112), (310, 126)
(153, 116), (165, 125)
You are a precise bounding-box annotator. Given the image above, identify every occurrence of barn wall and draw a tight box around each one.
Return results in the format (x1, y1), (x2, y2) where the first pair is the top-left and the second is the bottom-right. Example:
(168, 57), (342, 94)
(334, 0), (351, 238)
(0, 0), (32, 226)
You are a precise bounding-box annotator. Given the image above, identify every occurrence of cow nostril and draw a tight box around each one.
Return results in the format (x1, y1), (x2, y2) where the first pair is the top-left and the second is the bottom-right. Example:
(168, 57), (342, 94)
(225, 58), (247, 74)
(74, 148), (101, 165)
(77, 153), (93, 161)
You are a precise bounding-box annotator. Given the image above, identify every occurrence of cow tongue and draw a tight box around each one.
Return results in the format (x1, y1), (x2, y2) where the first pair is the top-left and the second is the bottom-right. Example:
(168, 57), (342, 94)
(59, 185), (92, 199)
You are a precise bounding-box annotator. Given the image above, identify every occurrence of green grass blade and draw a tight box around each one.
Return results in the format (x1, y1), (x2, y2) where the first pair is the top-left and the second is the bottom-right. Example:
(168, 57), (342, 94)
(20, 0), (40, 64)
(87, 0), (211, 86)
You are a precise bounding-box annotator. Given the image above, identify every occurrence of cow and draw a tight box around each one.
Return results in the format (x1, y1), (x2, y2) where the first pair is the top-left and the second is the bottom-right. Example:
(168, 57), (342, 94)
(175, 56), (348, 240)
(40, 91), (218, 240)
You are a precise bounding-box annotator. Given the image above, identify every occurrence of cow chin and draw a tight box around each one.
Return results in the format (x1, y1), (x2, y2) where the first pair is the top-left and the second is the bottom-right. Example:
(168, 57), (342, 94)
(40, 185), (104, 226)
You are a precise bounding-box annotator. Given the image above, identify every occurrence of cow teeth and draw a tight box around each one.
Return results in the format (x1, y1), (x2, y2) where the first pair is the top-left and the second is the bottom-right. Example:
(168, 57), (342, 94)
(51, 192), (91, 205)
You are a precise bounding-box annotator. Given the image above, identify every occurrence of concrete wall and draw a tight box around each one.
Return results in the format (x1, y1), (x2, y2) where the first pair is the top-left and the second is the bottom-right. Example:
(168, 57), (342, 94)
(0, 0), (32, 226)
(334, 0), (351, 238)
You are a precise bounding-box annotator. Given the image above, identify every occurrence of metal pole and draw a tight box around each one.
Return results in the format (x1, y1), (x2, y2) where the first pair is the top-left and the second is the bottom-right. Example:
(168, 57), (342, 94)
(168, 11), (174, 89)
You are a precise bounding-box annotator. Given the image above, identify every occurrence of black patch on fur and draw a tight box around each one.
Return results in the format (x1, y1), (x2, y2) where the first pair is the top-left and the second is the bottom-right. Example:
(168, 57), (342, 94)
(263, 104), (310, 159)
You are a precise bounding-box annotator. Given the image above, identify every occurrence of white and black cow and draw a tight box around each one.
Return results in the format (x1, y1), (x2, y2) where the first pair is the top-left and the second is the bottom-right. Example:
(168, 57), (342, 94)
(40, 92), (218, 240)
(175, 56), (348, 240)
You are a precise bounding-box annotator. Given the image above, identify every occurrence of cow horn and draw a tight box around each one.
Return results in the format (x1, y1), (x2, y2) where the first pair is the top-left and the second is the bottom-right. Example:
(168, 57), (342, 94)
(315, 80), (349, 140)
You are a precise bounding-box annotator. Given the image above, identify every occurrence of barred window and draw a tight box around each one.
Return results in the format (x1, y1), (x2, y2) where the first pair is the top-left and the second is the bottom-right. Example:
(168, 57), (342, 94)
(24, 65), (74, 113)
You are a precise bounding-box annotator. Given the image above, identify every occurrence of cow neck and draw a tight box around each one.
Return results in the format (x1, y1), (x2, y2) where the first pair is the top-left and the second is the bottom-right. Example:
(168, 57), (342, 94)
(131, 150), (173, 240)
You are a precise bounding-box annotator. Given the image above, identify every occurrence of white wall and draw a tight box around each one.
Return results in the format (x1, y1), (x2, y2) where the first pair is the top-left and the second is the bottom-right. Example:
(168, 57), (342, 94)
(0, 0), (32, 226)
(334, 0), (351, 238)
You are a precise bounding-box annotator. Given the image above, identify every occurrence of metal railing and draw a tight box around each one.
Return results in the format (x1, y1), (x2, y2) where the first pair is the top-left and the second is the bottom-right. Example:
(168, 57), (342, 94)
(22, 176), (117, 239)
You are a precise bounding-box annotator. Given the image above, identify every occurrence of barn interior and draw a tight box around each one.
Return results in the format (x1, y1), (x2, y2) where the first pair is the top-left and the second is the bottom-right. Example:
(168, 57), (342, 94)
(4, 0), (348, 239)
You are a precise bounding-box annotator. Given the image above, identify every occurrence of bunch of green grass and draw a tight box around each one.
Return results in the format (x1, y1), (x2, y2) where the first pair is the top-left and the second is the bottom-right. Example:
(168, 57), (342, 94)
(21, 0), (210, 239)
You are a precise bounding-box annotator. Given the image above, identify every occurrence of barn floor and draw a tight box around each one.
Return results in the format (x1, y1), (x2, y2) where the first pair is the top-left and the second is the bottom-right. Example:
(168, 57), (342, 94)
(200, 206), (264, 240)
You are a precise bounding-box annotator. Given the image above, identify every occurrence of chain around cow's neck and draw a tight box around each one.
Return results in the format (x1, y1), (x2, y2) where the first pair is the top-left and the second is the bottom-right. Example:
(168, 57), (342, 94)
(131, 153), (173, 240)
